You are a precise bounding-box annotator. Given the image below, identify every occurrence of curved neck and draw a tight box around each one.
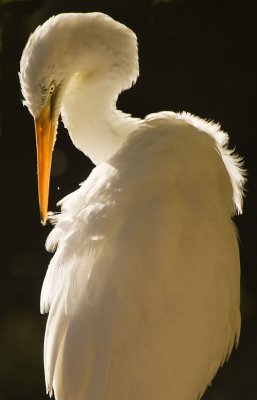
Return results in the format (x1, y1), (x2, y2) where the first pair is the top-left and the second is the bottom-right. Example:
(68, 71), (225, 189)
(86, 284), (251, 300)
(61, 72), (140, 164)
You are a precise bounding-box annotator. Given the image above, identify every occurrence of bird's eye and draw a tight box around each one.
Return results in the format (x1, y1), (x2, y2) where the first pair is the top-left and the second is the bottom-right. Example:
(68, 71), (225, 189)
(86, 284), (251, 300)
(48, 82), (56, 95)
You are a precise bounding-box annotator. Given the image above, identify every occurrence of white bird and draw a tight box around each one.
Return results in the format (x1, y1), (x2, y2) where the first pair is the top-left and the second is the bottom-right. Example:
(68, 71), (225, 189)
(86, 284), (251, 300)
(19, 12), (245, 400)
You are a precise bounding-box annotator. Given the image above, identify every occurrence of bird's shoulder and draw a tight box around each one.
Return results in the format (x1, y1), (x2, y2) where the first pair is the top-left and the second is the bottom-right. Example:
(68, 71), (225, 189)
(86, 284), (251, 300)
(112, 110), (244, 213)
(47, 110), (244, 254)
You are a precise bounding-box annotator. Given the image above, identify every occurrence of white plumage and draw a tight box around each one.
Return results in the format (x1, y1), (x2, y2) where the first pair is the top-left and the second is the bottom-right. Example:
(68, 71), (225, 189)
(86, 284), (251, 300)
(20, 12), (245, 400)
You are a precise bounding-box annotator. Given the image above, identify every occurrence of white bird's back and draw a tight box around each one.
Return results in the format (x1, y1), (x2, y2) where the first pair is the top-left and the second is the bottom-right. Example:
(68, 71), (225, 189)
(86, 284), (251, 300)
(41, 112), (243, 400)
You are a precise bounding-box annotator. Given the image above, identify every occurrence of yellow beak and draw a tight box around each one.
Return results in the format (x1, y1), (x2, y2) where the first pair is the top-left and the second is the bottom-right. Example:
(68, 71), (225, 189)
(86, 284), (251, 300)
(35, 101), (57, 225)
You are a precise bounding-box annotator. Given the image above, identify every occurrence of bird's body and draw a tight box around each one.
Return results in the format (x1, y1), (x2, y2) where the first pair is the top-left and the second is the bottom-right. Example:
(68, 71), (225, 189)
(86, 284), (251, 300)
(20, 13), (244, 400)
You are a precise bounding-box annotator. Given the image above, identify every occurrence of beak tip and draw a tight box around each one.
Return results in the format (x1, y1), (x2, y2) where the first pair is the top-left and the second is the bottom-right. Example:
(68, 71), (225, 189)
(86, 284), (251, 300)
(40, 212), (47, 226)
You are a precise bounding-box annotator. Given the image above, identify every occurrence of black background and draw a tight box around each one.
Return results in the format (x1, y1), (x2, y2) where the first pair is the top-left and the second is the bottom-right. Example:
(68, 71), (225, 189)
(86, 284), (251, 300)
(1, 0), (256, 399)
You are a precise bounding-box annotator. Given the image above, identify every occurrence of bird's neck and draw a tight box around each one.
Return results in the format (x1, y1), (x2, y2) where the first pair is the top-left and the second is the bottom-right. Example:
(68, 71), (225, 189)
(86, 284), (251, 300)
(61, 73), (140, 165)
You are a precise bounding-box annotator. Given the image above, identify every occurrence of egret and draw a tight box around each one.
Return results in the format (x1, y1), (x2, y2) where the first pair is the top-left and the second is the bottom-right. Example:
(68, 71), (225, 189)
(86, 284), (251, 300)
(19, 12), (245, 400)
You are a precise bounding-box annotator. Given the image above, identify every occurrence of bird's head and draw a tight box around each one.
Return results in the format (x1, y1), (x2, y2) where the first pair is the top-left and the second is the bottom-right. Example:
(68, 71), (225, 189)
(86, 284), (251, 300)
(19, 12), (139, 224)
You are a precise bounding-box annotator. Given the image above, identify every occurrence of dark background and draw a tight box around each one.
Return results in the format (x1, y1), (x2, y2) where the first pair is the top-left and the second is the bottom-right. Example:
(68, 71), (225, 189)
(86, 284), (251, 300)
(1, 0), (256, 399)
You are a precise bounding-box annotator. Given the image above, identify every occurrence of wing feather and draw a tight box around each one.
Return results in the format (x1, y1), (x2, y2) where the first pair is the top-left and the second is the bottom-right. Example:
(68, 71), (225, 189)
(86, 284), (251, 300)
(41, 112), (244, 400)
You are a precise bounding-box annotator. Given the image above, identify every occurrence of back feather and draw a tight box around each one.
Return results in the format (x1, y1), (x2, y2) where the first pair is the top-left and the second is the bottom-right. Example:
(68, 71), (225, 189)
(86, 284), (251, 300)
(41, 112), (244, 400)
